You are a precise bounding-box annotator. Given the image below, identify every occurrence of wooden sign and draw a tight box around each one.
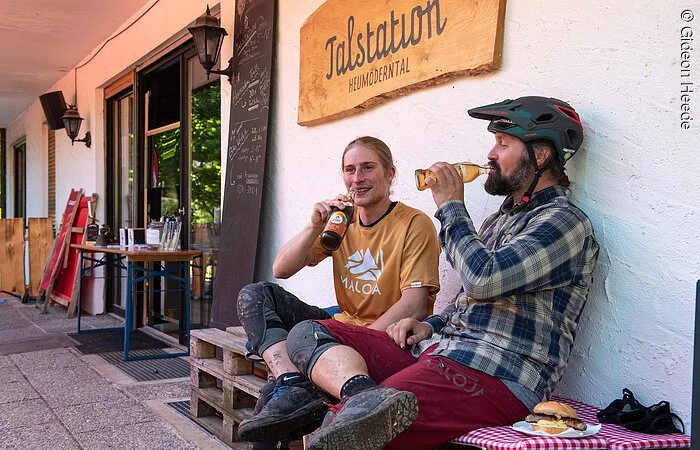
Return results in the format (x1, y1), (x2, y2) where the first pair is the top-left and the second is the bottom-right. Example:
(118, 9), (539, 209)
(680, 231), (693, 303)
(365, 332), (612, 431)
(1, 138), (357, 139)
(298, 0), (506, 125)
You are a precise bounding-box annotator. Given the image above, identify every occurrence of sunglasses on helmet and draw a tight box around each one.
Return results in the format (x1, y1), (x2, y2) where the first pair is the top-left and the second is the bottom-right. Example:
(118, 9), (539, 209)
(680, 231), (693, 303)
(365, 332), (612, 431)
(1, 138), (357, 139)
(488, 118), (518, 130)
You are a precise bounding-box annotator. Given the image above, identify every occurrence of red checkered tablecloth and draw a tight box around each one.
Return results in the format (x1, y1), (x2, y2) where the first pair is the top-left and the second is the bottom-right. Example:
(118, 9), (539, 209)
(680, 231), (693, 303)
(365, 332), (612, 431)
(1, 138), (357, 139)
(451, 396), (690, 450)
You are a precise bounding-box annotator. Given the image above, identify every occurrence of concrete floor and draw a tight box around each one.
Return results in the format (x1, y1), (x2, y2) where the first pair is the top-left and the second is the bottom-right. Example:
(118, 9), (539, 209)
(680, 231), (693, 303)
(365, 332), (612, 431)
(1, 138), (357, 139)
(0, 298), (228, 450)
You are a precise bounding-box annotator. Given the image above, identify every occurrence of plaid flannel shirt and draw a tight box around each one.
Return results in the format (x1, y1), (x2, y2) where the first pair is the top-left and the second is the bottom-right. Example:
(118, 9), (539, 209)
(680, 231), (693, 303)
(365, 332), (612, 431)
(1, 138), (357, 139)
(413, 186), (599, 400)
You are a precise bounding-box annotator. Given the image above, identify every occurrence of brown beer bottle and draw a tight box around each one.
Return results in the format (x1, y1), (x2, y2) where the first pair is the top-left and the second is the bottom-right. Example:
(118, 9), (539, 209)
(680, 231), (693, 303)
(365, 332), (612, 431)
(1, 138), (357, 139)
(320, 189), (356, 251)
(415, 162), (490, 191)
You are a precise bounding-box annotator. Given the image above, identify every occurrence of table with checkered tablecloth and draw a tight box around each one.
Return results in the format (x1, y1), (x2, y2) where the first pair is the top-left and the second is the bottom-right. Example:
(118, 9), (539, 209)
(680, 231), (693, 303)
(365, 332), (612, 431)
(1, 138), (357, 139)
(451, 396), (690, 450)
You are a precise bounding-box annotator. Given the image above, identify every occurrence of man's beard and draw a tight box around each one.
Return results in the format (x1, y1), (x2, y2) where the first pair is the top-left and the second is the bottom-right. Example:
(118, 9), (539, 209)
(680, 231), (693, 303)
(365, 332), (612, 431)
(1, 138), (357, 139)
(484, 151), (532, 196)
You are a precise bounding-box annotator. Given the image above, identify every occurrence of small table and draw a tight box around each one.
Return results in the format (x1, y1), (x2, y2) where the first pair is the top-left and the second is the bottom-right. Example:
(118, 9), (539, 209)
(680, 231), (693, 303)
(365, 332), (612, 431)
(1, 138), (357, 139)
(72, 244), (202, 361)
(452, 396), (690, 450)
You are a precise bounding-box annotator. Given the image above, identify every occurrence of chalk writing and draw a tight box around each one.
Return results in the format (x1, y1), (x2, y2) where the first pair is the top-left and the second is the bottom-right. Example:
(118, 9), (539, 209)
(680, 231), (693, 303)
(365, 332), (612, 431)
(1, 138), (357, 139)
(230, 170), (261, 196)
(227, 118), (256, 161)
(237, 13), (274, 65)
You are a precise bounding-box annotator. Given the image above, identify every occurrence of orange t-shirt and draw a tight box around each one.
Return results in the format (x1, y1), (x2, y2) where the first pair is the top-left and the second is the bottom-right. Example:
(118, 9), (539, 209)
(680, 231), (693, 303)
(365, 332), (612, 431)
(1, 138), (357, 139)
(310, 202), (440, 326)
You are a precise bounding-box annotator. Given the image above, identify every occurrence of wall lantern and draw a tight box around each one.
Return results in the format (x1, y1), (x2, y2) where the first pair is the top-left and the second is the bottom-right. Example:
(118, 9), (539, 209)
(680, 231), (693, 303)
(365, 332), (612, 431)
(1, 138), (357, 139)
(61, 105), (91, 147)
(188, 5), (233, 82)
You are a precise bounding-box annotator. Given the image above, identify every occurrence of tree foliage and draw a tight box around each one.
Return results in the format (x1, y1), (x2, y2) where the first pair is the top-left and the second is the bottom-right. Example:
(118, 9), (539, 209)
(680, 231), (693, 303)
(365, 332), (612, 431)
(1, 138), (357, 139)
(190, 83), (222, 224)
(152, 83), (222, 224)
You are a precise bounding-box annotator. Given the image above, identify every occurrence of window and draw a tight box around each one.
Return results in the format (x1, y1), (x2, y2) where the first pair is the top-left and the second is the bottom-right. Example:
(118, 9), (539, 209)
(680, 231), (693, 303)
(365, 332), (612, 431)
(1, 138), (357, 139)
(0, 128), (5, 218)
(48, 130), (55, 217)
(13, 139), (26, 220)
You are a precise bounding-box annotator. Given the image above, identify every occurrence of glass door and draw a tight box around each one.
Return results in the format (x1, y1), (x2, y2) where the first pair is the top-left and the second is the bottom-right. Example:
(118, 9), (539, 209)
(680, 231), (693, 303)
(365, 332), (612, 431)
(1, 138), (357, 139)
(143, 54), (183, 340)
(106, 90), (136, 314)
(188, 55), (221, 330)
(147, 124), (184, 339)
(140, 49), (221, 342)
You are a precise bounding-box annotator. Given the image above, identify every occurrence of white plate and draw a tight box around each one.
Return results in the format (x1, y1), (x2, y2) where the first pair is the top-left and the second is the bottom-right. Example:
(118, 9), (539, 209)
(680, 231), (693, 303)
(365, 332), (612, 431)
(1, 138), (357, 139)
(511, 421), (602, 438)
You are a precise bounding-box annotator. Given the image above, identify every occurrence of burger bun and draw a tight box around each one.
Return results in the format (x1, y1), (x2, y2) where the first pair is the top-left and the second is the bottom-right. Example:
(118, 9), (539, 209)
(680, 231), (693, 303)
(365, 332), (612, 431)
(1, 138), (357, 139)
(533, 401), (578, 419)
(525, 401), (588, 433)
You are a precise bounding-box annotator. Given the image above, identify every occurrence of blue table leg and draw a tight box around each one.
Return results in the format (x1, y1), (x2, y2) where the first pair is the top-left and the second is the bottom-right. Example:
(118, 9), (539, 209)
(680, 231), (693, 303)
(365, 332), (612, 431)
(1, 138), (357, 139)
(76, 251), (83, 333)
(124, 260), (133, 360)
(185, 260), (191, 354)
(122, 260), (191, 361)
(76, 252), (123, 335)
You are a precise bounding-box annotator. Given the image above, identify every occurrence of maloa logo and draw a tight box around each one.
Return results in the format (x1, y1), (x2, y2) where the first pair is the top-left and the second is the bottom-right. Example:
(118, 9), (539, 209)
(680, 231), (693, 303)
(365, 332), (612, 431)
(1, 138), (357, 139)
(341, 248), (384, 295)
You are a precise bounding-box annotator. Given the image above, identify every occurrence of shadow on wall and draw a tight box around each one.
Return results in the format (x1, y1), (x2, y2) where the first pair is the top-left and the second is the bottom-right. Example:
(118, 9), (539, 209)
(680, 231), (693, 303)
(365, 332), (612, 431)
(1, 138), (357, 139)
(554, 243), (612, 401)
(434, 253), (463, 314)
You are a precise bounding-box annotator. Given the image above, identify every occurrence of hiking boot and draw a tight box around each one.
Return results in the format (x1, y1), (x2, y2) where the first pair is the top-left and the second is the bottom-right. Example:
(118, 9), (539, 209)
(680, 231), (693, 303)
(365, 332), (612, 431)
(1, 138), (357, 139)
(238, 378), (328, 442)
(252, 379), (277, 416)
(307, 386), (418, 450)
(249, 380), (292, 450)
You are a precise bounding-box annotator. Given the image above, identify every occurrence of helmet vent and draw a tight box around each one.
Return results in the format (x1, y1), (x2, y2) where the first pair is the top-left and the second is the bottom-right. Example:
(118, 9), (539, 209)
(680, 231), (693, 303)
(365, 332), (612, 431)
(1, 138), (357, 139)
(534, 113), (554, 123)
(567, 129), (581, 146)
(554, 104), (582, 126)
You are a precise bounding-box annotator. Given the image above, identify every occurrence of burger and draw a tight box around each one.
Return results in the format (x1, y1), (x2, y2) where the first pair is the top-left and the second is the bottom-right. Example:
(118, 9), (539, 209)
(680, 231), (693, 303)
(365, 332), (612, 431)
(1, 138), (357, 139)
(525, 401), (587, 434)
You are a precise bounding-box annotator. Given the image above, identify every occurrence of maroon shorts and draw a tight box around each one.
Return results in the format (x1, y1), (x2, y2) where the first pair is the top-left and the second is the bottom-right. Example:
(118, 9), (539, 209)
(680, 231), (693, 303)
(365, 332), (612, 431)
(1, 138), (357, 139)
(317, 319), (530, 450)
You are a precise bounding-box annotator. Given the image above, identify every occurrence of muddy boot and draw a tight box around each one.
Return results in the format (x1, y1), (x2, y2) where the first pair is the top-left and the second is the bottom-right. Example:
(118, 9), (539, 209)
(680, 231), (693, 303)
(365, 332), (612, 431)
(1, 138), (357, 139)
(238, 376), (328, 442)
(307, 386), (418, 450)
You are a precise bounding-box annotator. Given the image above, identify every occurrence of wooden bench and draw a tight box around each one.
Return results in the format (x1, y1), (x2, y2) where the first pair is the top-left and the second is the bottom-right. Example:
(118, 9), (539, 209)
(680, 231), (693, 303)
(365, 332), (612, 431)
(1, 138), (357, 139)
(190, 327), (267, 449)
(190, 327), (304, 449)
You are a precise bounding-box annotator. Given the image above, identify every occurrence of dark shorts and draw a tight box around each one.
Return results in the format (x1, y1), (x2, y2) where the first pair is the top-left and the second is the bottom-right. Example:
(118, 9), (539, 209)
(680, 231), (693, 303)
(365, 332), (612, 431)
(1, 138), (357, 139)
(317, 319), (530, 450)
(237, 282), (332, 356)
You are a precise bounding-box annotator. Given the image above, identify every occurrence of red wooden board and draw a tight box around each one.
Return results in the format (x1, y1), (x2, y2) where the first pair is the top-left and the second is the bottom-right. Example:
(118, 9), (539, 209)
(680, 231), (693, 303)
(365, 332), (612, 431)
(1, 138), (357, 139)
(50, 195), (91, 304)
(39, 189), (82, 292)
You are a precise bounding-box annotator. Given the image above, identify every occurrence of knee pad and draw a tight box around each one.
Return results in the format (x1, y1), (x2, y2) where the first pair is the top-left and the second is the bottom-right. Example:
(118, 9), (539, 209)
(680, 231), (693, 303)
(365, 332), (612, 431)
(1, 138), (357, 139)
(287, 320), (338, 378)
(237, 281), (285, 355)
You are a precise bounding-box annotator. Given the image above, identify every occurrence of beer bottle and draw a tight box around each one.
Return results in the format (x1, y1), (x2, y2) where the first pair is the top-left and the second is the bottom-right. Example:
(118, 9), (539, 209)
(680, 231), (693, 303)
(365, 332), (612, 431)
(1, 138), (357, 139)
(320, 189), (355, 251)
(415, 162), (491, 191)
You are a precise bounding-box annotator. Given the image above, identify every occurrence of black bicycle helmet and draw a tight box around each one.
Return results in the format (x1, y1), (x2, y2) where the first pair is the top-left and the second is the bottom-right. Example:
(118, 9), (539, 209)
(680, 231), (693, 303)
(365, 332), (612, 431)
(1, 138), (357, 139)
(468, 96), (583, 164)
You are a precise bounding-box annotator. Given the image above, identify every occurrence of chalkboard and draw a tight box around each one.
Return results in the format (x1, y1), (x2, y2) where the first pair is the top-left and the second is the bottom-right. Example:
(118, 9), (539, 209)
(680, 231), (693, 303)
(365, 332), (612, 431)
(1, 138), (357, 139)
(211, 0), (276, 329)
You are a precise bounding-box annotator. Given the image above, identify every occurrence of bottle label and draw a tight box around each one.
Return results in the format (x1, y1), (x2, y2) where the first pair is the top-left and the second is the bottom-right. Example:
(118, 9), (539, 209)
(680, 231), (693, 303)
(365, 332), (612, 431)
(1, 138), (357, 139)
(325, 211), (348, 235)
(329, 211), (347, 225)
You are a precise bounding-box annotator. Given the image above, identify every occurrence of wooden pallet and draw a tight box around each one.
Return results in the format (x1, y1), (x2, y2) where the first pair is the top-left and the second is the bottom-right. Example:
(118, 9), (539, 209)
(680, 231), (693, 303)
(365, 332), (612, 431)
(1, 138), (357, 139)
(225, 326), (270, 380)
(190, 328), (268, 448)
(189, 388), (253, 449)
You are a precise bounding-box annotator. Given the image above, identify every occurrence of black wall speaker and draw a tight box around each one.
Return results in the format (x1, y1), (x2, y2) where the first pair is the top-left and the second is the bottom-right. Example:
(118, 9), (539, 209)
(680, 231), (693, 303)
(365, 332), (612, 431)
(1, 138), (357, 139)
(39, 91), (67, 130)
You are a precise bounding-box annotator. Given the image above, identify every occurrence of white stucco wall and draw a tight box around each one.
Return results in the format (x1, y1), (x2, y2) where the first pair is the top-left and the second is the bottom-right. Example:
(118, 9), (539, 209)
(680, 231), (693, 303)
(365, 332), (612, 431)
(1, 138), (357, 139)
(3, 0), (697, 431)
(260, 0), (698, 427)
